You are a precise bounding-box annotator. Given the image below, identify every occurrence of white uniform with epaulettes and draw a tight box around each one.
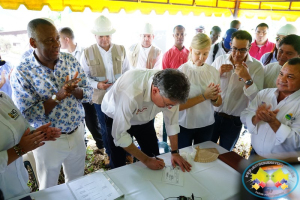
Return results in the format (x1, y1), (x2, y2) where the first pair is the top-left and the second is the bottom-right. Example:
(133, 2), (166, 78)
(0, 92), (33, 199)
(241, 88), (300, 158)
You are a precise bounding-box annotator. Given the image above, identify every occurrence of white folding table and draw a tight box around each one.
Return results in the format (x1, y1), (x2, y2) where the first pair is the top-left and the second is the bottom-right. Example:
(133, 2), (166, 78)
(10, 141), (242, 200)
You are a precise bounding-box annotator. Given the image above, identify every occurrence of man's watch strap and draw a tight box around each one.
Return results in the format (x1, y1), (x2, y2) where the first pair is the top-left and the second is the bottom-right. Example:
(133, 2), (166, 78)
(52, 94), (61, 103)
(244, 79), (253, 85)
(171, 149), (179, 154)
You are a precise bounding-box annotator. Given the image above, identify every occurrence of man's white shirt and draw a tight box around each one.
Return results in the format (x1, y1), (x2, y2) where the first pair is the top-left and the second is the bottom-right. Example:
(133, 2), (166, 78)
(71, 44), (84, 62)
(178, 61), (220, 128)
(80, 43), (130, 89)
(211, 54), (264, 116)
(241, 88), (300, 158)
(206, 42), (227, 65)
(134, 44), (162, 70)
(264, 62), (281, 89)
(101, 69), (180, 148)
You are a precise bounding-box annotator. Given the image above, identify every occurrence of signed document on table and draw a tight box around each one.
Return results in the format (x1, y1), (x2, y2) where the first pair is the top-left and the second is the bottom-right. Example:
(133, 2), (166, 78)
(162, 166), (184, 186)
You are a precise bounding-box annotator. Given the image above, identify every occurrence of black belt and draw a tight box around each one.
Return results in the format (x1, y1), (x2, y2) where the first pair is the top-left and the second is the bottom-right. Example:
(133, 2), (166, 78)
(61, 126), (79, 134)
(216, 112), (239, 119)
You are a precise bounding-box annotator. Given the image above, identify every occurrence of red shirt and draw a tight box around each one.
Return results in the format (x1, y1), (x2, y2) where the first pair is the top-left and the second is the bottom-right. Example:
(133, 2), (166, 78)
(162, 46), (189, 69)
(249, 39), (275, 60)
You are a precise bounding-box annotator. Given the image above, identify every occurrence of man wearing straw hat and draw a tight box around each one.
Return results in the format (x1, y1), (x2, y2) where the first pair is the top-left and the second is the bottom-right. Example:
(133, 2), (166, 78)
(80, 15), (130, 162)
(128, 23), (162, 70)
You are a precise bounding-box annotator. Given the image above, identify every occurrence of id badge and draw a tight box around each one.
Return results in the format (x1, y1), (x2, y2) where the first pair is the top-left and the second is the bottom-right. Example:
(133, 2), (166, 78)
(8, 109), (19, 120)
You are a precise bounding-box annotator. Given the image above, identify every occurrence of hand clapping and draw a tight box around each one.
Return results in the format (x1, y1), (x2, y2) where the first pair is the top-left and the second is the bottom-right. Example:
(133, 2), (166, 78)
(35, 122), (61, 141)
(204, 83), (221, 100)
(56, 71), (81, 101)
(253, 103), (280, 124)
(18, 122), (61, 153)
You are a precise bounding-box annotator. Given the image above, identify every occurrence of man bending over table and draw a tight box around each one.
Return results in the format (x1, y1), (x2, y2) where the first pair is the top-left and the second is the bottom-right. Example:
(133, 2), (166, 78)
(102, 69), (192, 172)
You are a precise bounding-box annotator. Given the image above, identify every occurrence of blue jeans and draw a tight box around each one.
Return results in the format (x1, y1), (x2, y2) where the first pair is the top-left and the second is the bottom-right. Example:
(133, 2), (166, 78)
(211, 112), (242, 151)
(94, 104), (111, 155)
(178, 124), (214, 149)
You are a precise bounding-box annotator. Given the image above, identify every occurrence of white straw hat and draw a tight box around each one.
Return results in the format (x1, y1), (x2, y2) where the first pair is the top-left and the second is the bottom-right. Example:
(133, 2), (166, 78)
(140, 23), (154, 34)
(277, 24), (298, 36)
(91, 15), (116, 36)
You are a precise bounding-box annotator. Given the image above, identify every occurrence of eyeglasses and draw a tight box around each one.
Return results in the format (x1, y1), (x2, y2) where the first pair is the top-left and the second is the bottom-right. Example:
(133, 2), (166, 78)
(276, 36), (284, 42)
(231, 47), (249, 54)
(160, 94), (174, 109)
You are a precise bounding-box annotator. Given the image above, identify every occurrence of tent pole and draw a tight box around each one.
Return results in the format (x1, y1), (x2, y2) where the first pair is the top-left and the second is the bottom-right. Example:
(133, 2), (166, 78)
(233, 0), (239, 19)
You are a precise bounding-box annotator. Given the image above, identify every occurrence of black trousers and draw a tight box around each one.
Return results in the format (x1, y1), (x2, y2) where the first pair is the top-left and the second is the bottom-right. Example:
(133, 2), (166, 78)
(211, 112), (242, 151)
(105, 116), (159, 169)
(82, 102), (104, 149)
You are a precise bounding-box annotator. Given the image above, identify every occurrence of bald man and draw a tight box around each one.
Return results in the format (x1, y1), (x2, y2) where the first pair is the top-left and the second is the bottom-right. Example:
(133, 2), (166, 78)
(11, 18), (92, 189)
(241, 57), (300, 159)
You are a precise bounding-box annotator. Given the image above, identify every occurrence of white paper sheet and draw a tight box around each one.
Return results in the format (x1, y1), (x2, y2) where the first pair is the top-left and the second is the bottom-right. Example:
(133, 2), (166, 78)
(67, 171), (123, 200)
(152, 172), (215, 200)
(162, 166), (184, 186)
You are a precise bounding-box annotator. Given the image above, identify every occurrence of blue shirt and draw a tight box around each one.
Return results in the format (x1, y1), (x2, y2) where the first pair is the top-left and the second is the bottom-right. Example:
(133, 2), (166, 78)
(11, 52), (93, 132)
(0, 62), (12, 98)
(21, 48), (34, 60)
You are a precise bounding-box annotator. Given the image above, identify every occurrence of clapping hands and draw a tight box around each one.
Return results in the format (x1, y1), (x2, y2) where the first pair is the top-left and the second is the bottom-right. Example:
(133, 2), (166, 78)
(204, 83), (221, 100)
(252, 103), (280, 125)
(56, 71), (81, 101)
(18, 122), (61, 153)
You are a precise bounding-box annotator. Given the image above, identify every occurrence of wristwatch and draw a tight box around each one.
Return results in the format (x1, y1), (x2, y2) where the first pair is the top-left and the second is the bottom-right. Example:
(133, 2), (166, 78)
(52, 94), (61, 103)
(171, 149), (179, 154)
(244, 79), (253, 85)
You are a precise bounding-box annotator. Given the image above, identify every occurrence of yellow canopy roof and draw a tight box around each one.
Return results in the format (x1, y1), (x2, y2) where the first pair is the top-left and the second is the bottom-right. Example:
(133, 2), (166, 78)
(0, 0), (299, 21)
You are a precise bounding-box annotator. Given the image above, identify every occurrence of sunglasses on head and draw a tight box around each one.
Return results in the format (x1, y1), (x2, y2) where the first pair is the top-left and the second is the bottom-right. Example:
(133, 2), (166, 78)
(276, 36), (284, 42)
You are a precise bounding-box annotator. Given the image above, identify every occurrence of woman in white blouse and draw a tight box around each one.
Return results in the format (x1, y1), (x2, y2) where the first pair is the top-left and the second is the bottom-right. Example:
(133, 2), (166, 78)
(177, 33), (222, 149)
(0, 92), (60, 199)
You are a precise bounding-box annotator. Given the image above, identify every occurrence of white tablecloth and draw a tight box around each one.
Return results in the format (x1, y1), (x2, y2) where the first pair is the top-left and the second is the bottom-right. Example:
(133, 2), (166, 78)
(10, 141), (241, 200)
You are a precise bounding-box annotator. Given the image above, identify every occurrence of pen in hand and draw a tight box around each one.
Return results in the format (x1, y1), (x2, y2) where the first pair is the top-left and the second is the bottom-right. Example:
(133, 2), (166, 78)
(152, 153), (159, 160)
(152, 153), (166, 168)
